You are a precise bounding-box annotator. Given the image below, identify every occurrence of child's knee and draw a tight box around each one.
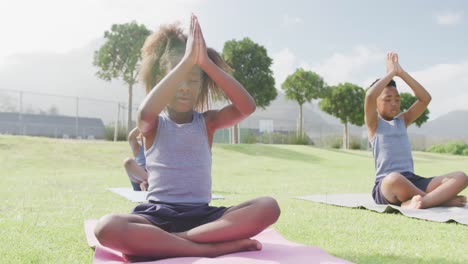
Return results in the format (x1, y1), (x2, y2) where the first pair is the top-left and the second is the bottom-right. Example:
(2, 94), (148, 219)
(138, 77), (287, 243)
(94, 214), (125, 245)
(123, 157), (133, 168)
(94, 215), (112, 242)
(383, 172), (405, 186)
(256, 197), (281, 221)
(455, 171), (468, 186)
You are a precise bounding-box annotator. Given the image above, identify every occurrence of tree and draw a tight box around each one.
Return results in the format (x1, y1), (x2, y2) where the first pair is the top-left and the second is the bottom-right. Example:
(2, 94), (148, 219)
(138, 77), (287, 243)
(0, 95), (17, 112)
(48, 105), (59, 115)
(222, 37), (277, 143)
(399, 92), (430, 127)
(282, 68), (326, 138)
(93, 21), (150, 134)
(319, 82), (365, 149)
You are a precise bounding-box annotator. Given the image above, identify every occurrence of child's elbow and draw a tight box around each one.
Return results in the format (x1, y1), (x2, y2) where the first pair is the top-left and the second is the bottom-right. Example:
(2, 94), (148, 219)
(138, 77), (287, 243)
(365, 90), (375, 100)
(244, 103), (256, 116)
(364, 93), (375, 105)
(427, 94), (432, 104)
(248, 103), (257, 115)
(422, 94), (432, 105)
(137, 111), (157, 135)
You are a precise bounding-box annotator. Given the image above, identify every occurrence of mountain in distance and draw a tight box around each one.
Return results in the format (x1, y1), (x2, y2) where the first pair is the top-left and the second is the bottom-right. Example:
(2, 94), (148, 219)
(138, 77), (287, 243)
(243, 93), (467, 142)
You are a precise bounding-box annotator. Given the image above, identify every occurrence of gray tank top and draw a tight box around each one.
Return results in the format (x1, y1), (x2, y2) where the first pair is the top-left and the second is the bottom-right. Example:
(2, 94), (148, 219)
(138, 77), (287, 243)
(145, 112), (212, 204)
(370, 114), (414, 180)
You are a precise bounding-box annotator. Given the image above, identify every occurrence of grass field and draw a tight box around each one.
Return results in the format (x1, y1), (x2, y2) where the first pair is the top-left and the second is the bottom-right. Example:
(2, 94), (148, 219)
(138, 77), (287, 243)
(0, 135), (467, 263)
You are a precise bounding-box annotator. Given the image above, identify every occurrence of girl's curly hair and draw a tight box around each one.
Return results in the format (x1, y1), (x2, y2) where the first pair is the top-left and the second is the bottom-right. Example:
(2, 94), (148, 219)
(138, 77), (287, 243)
(139, 23), (230, 111)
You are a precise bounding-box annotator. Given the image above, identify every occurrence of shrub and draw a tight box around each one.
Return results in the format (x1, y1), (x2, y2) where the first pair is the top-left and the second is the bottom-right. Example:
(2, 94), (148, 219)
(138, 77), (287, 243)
(349, 138), (362, 150)
(463, 148), (468, 156)
(104, 124), (127, 141)
(242, 130), (258, 144)
(329, 136), (342, 149)
(427, 141), (468, 156)
(289, 134), (311, 145)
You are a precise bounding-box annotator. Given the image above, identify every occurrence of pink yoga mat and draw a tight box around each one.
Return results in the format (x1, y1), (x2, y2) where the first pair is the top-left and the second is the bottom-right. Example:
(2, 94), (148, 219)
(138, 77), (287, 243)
(84, 220), (352, 263)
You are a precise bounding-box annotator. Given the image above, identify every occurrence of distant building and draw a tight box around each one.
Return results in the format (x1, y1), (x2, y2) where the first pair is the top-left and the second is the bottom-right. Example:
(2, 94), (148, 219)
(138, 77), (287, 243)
(0, 112), (105, 139)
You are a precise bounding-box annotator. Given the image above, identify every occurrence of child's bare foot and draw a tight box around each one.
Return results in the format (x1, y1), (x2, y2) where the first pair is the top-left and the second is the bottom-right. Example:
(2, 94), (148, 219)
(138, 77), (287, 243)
(122, 239), (261, 262)
(442, 196), (467, 207)
(211, 238), (262, 257)
(172, 232), (262, 252)
(401, 195), (424, 209)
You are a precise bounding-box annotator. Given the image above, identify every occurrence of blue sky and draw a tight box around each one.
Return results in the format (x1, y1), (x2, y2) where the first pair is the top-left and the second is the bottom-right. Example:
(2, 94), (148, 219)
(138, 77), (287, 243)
(1, 0), (467, 119)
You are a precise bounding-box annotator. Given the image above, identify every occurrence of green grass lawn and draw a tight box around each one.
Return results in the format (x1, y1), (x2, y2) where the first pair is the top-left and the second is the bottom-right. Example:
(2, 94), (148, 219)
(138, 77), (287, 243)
(0, 135), (467, 263)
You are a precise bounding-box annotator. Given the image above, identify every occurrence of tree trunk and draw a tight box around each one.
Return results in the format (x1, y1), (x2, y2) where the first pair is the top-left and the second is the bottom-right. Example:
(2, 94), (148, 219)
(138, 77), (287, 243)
(231, 124), (240, 144)
(127, 83), (133, 134)
(343, 122), (349, 149)
(114, 102), (120, 142)
(298, 104), (303, 138)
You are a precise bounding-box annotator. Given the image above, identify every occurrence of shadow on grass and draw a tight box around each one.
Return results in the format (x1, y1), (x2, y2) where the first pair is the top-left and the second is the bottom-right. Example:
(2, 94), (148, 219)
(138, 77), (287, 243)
(211, 189), (239, 195)
(0, 140), (12, 150)
(218, 144), (321, 163)
(413, 152), (465, 161)
(343, 253), (465, 264)
(322, 148), (373, 159)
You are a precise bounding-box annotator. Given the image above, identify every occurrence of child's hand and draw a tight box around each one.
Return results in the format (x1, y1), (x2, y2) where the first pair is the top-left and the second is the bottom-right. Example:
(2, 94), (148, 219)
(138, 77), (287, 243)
(392, 53), (404, 77)
(140, 181), (148, 191)
(386, 52), (404, 77)
(386, 52), (397, 75)
(184, 14), (209, 67)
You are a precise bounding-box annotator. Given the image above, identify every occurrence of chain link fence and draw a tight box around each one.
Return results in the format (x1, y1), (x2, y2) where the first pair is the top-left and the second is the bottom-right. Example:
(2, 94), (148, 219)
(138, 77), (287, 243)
(0, 89), (137, 140)
(2, 88), (461, 149)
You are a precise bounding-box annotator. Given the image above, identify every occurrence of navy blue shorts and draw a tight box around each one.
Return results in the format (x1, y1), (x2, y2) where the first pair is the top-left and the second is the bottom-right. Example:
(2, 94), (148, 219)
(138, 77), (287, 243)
(372, 171), (434, 205)
(132, 201), (229, 232)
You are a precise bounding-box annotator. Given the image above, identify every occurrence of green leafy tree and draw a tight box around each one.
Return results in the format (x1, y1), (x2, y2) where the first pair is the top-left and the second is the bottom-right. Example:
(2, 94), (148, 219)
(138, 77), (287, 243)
(282, 68), (326, 138)
(223, 37), (277, 143)
(319, 83), (365, 149)
(399, 92), (430, 127)
(93, 21), (150, 133)
(0, 95), (17, 112)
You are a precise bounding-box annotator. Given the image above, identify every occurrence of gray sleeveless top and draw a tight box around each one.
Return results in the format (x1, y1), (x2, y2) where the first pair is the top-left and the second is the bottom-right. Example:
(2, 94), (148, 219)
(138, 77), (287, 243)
(145, 111), (212, 204)
(370, 114), (414, 180)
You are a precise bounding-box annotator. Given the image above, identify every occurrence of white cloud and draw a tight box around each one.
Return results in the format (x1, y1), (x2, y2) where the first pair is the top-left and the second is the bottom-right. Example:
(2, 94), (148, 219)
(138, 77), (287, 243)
(271, 48), (298, 88)
(0, 0), (200, 66)
(435, 11), (463, 26)
(272, 46), (384, 89)
(399, 60), (468, 119)
(282, 14), (302, 27)
(271, 47), (468, 119)
(310, 46), (384, 86)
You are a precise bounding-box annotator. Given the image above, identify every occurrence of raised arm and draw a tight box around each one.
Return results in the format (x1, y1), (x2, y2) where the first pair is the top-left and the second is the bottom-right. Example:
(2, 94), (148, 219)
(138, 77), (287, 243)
(137, 16), (199, 143)
(191, 16), (256, 133)
(127, 127), (141, 157)
(202, 61), (256, 131)
(364, 52), (397, 139)
(397, 54), (432, 126)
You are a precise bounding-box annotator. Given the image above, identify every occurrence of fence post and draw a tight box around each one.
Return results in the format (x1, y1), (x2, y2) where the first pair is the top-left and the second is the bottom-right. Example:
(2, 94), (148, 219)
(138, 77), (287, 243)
(19, 91), (23, 135)
(75, 97), (79, 138)
(114, 102), (120, 142)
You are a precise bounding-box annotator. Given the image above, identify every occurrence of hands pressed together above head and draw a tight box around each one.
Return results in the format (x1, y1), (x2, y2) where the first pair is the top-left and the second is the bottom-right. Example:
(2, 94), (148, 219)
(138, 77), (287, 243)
(386, 52), (405, 77)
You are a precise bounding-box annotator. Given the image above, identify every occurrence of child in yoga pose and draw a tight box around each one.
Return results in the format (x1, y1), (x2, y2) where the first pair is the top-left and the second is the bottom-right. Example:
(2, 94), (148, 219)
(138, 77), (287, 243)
(365, 52), (467, 209)
(94, 14), (280, 260)
(123, 127), (148, 191)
